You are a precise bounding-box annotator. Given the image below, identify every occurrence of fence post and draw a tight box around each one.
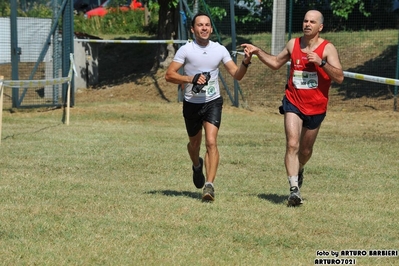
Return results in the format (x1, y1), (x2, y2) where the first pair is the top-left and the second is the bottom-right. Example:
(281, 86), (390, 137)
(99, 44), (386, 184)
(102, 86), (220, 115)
(0, 76), (4, 144)
(10, 0), (19, 108)
(395, 28), (399, 111)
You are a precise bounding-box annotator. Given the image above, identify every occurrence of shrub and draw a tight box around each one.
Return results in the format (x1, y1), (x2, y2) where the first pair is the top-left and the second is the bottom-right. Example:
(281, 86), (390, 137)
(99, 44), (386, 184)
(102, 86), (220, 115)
(74, 9), (153, 35)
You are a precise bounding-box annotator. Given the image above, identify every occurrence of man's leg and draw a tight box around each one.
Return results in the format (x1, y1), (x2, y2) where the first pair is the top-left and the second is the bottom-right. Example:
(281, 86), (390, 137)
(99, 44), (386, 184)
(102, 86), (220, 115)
(203, 121), (219, 183)
(284, 112), (303, 178)
(298, 126), (320, 169)
(201, 121), (219, 201)
(187, 130), (202, 167)
(187, 130), (206, 189)
(284, 112), (304, 206)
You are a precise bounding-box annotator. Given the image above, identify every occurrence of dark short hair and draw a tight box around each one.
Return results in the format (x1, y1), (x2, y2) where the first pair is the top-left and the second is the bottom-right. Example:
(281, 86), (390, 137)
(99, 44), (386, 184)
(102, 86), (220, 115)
(191, 12), (211, 27)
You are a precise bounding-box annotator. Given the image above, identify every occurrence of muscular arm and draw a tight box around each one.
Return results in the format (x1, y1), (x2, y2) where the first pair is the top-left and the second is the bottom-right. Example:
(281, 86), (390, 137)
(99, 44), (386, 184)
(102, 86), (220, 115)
(321, 44), (344, 84)
(307, 43), (344, 84)
(165, 61), (193, 85)
(241, 40), (292, 70)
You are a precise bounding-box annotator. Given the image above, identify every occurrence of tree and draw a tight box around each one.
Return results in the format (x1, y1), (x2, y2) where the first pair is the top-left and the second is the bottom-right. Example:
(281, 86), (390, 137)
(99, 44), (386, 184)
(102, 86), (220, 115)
(329, 0), (370, 20)
(154, 0), (396, 68)
(156, 0), (179, 69)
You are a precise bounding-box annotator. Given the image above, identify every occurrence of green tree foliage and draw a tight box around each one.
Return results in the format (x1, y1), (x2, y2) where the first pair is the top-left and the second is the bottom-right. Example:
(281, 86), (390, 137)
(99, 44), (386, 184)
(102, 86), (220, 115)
(0, 0), (52, 17)
(24, 2), (53, 18)
(290, 0), (397, 31)
(330, 0), (370, 20)
(0, 1), (11, 16)
(1, 0), (397, 34)
(74, 10), (148, 34)
(198, 0), (397, 32)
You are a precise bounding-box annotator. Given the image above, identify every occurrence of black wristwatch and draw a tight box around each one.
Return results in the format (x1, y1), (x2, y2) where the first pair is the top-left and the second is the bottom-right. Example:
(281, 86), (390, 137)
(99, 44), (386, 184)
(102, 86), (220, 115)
(319, 60), (327, 67)
(242, 61), (251, 68)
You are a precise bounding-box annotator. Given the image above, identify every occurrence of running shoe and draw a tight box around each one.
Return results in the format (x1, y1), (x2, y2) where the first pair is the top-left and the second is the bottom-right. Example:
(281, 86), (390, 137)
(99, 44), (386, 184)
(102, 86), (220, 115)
(202, 183), (215, 201)
(192, 157), (205, 189)
(287, 186), (303, 206)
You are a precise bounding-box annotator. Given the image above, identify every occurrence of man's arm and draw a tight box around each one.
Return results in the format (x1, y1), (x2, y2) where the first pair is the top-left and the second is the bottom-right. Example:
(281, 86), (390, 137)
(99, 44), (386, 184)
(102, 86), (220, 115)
(165, 61), (211, 86)
(321, 44), (344, 84)
(307, 43), (344, 84)
(241, 41), (292, 70)
(165, 61), (192, 85)
(224, 53), (252, 81)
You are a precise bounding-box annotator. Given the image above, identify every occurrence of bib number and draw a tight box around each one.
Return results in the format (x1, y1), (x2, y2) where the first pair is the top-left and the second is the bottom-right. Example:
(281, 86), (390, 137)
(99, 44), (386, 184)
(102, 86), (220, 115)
(192, 80), (216, 97)
(292, 70), (318, 89)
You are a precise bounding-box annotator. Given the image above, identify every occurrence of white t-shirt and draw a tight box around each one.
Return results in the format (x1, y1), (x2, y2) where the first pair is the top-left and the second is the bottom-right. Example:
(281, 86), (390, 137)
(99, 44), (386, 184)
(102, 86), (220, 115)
(173, 40), (232, 103)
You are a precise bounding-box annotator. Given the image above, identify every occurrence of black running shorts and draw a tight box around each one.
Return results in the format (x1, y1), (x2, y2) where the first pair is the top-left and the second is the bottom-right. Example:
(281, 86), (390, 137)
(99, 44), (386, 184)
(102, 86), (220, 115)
(183, 97), (223, 137)
(282, 96), (326, 130)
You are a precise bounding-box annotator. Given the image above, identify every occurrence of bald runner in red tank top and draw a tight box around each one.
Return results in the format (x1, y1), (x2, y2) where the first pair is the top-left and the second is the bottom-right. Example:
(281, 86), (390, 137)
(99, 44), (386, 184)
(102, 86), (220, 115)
(286, 37), (331, 115)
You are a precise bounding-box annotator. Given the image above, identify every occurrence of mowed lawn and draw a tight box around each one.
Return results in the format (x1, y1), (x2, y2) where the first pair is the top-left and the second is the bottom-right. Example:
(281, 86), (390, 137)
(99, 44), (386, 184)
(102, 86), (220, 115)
(0, 100), (398, 265)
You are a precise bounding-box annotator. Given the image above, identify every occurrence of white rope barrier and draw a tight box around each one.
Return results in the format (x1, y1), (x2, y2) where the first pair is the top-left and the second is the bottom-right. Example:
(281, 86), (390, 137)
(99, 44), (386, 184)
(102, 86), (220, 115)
(3, 53), (76, 88)
(1, 54), (75, 126)
(3, 77), (72, 88)
(75, 39), (188, 44)
(343, 71), (399, 86)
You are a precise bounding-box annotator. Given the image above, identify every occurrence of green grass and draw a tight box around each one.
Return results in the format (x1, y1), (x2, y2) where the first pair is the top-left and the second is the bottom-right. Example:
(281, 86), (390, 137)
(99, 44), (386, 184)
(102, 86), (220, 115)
(1, 100), (399, 265)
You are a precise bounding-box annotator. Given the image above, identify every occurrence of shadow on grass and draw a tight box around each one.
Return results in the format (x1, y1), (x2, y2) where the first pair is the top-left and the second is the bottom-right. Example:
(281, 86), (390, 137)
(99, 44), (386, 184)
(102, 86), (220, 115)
(337, 45), (397, 100)
(257, 193), (287, 204)
(1, 124), (61, 142)
(146, 190), (200, 200)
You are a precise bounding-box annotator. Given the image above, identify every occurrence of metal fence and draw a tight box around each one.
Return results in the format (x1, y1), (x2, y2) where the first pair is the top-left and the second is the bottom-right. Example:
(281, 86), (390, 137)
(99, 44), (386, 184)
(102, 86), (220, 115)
(0, 0), (74, 109)
(1, 0), (399, 111)
(182, 0), (399, 112)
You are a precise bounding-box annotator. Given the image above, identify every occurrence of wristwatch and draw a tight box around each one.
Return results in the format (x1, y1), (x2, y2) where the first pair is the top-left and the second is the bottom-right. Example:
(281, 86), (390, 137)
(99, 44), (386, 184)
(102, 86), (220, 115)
(319, 60), (327, 67)
(242, 61), (251, 68)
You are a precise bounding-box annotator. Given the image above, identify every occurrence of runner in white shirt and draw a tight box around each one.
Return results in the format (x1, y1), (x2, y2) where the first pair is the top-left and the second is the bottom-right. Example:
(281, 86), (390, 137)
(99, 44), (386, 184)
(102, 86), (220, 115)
(173, 39), (231, 103)
(165, 12), (252, 201)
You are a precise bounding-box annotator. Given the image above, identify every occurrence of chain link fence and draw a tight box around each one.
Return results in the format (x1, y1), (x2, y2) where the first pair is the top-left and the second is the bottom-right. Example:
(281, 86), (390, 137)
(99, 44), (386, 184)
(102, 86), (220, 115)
(0, 0), (73, 109)
(177, 0), (399, 111)
(1, 0), (398, 111)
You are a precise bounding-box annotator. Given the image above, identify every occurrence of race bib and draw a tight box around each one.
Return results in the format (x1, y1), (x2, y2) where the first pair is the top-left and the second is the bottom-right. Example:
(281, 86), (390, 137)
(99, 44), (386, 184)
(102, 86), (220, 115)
(292, 70), (318, 89)
(191, 80), (217, 97)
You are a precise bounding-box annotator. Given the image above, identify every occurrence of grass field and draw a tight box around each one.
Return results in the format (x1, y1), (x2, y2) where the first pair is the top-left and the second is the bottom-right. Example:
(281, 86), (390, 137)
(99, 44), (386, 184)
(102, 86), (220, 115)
(0, 98), (398, 265)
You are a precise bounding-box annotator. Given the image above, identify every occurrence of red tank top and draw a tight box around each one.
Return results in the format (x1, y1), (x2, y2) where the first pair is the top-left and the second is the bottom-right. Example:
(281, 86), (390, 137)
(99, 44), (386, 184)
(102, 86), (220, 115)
(286, 37), (331, 115)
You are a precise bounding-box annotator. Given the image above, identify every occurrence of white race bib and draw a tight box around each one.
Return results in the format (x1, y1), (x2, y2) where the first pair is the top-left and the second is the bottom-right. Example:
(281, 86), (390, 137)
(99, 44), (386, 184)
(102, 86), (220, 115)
(292, 70), (318, 89)
(191, 80), (217, 97)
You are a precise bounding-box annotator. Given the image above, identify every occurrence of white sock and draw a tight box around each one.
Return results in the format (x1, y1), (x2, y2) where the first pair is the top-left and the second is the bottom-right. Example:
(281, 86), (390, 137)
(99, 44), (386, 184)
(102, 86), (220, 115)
(205, 182), (213, 187)
(288, 176), (299, 188)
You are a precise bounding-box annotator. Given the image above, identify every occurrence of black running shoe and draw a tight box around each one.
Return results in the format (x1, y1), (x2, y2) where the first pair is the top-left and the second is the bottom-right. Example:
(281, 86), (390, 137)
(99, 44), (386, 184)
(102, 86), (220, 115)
(287, 186), (303, 206)
(202, 183), (215, 201)
(298, 168), (304, 188)
(192, 157), (205, 189)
